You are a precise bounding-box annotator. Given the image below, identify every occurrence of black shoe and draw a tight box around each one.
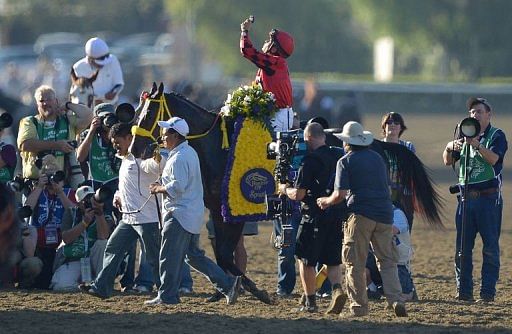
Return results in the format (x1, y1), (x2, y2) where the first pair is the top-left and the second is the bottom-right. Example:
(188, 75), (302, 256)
(455, 292), (474, 302)
(206, 290), (223, 303)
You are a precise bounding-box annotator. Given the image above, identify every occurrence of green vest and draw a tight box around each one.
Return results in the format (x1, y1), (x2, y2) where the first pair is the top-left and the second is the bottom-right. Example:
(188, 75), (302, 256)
(459, 126), (500, 185)
(89, 134), (119, 182)
(31, 116), (69, 158)
(62, 208), (97, 260)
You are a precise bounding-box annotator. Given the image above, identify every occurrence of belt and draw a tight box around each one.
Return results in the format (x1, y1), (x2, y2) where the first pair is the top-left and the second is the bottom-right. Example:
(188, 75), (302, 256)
(467, 187), (498, 199)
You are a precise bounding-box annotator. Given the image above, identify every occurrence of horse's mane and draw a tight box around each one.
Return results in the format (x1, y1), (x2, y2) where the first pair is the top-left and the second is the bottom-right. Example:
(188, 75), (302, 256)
(165, 91), (222, 116)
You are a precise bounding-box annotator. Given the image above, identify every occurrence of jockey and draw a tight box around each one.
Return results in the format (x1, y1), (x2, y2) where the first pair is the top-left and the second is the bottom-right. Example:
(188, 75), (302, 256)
(72, 37), (124, 105)
(240, 17), (294, 133)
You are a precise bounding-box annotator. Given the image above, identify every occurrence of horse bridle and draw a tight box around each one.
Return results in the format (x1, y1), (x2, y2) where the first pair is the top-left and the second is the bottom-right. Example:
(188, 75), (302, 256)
(131, 93), (230, 148)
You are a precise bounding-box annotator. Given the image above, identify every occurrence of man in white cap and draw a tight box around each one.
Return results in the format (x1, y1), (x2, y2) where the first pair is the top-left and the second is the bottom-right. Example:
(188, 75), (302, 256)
(145, 117), (241, 305)
(72, 37), (124, 105)
(317, 121), (408, 318)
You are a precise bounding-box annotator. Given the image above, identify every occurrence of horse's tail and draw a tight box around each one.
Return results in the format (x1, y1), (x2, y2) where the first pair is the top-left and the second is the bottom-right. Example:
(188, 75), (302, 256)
(373, 140), (445, 228)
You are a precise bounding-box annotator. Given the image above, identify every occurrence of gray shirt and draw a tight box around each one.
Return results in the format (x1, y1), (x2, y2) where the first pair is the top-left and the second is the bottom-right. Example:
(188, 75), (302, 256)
(161, 141), (205, 234)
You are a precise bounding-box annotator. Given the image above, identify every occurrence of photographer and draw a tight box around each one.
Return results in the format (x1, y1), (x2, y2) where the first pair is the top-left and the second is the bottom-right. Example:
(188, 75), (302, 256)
(77, 103), (121, 219)
(19, 155), (76, 289)
(50, 186), (111, 291)
(443, 97), (508, 303)
(279, 122), (346, 313)
(17, 85), (92, 189)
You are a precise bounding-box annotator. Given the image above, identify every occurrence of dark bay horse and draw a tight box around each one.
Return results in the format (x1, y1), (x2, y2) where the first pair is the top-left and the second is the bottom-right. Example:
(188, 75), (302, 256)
(131, 83), (271, 303)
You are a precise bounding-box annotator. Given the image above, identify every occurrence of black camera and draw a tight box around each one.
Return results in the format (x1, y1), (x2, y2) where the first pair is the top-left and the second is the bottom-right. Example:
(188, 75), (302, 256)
(17, 205), (33, 237)
(47, 170), (65, 184)
(100, 114), (118, 128)
(7, 175), (35, 195)
(83, 186), (113, 210)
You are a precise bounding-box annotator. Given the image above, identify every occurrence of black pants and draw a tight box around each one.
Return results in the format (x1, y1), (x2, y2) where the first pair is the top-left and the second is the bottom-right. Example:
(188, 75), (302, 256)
(32, 247), (57, 289)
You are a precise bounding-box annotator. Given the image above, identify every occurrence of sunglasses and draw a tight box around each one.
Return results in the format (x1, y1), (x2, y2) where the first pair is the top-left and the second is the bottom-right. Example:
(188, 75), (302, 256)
(385, 119), (401, 125)
(94, 53), (110, 61)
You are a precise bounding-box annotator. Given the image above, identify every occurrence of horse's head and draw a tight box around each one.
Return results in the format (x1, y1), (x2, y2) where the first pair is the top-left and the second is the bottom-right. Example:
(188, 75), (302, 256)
(69, 67), (98, 108)
(129, 82), (168, 159)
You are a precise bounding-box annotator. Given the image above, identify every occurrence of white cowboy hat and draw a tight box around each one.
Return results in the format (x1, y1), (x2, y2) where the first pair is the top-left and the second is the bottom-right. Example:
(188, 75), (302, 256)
(334, 121), (374, 146)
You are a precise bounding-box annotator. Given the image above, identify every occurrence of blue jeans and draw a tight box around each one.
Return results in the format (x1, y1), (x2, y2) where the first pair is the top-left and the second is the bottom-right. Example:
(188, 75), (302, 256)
(158, 216), (233, 304)
(92, 222), (161, 297)
(274, 212), (300, 294)
(132, 244), (193, 290)
(455, 193), (502, 298)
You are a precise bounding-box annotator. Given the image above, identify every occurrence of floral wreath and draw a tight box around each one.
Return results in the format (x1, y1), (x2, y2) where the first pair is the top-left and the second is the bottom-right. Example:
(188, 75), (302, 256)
(221, 82), (277, 125)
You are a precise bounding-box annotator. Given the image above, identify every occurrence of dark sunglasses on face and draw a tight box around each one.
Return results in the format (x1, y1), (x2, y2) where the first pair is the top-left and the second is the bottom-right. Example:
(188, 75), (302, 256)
(385, 119), (401, 125)
(94, 53), (110, 61)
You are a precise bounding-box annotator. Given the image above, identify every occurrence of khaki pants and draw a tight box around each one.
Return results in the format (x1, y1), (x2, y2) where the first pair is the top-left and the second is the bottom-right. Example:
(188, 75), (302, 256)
(342, 214), (403, 314)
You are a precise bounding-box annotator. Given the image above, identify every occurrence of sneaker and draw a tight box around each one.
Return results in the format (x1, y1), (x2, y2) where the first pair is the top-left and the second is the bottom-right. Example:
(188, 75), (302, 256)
(325, 288), (348, 315)
(455, 292), (474, 302)
(476, 295), (494, 303)
(292, 303), (318, 313)
(226, 276), (242, 305)
(134, 285), (151, 293)
(276, 289), (292, 298)
(392, 301), (408, 317)
(144, 297), (165, 305)
(205, 290), (223, 303)
(79, 284), (106, 299)
(179, 287), (193, 295)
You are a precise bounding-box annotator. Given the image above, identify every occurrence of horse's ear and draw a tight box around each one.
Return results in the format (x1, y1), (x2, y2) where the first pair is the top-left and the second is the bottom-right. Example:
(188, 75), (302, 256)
(150, 82), (157, 95)
(158, 82), (164, 95)
(70, 67), (78, 82)
(90, 70), (100, 82)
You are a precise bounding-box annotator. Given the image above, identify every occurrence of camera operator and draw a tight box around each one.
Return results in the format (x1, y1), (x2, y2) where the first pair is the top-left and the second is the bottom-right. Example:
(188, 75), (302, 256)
(17, 85), (92, 189)
(77, 103), (120, 220)
(442, 97), (508, 303)
(278, 122), (346, 313)
(19, 155), (76, 289)
(50, 186), (111, 290)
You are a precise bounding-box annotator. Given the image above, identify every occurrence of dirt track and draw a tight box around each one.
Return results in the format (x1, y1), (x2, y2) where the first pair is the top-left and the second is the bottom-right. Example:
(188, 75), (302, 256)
(1, 114), (511, 333)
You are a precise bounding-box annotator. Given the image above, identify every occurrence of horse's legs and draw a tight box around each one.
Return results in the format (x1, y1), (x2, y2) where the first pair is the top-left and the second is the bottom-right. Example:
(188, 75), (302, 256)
(212, 218), (245, 276)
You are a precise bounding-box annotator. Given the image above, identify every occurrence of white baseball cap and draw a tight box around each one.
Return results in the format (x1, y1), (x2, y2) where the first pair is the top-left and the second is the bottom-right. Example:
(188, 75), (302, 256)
(85, 37), (112, 66)
(157, 117), (189, 137)
(75, 185), (95, 203)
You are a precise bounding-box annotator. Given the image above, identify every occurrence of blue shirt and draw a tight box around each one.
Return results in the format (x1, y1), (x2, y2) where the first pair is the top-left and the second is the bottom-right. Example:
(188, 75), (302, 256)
(335, 148), (393, 224)
(161, 141), (205, 234)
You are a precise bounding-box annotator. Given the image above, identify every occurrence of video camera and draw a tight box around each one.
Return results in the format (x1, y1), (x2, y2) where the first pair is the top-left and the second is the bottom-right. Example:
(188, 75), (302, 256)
(266, 129), (306, 184)
(266, 130), (307, 249)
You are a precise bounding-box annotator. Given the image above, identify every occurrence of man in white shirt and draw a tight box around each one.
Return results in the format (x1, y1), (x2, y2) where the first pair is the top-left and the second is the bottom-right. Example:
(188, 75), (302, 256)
(81, 123), (163, 298)
(145, 117), (241, 305)
(72, 37), (124, 105)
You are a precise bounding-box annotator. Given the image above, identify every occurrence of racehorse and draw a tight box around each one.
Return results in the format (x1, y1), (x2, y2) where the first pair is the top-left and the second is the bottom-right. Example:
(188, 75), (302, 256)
(131, 82), (271, 304)
(69, 67), (98, 108)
